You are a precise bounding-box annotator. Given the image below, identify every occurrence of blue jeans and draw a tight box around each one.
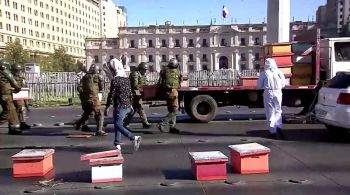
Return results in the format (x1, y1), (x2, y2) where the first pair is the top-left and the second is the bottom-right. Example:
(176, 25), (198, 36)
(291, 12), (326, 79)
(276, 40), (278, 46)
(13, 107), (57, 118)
(113, 107), (135, 146)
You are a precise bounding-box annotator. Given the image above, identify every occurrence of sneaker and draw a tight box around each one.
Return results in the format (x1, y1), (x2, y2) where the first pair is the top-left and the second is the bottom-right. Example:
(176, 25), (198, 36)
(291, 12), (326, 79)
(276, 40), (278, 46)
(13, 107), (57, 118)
(133, 136), (141, 151)
(95, 130), (108, 136)
(142, 123), (152, 129)
(157, 123), (164, 133)
(169, 127), (180, 134)
(115, 145), (121, 150)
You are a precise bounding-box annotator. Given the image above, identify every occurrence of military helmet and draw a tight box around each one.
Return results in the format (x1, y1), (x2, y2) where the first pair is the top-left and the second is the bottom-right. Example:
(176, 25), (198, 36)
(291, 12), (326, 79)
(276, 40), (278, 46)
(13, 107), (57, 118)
(11, 64), (23, 73)
(138, 62), (148, 70)
(168, 58), (179, 69)
(88, 64), (100, 74)
(0, 60), (10, 70)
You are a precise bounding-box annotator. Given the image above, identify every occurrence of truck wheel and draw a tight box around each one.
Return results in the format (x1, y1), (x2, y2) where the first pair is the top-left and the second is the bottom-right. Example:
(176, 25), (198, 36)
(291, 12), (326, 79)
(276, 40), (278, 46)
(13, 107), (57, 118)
(189, 95), (217, 123)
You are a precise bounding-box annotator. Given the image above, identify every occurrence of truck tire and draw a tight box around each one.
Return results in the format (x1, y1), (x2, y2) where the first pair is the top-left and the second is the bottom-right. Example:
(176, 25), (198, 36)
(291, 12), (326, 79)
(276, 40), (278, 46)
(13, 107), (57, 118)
(189, 95), (217, 123)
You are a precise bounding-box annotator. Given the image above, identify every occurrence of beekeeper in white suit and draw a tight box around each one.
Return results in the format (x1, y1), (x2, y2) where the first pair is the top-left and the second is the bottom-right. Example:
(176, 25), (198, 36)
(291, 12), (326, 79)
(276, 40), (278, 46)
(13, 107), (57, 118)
(257, 58), (286, 138)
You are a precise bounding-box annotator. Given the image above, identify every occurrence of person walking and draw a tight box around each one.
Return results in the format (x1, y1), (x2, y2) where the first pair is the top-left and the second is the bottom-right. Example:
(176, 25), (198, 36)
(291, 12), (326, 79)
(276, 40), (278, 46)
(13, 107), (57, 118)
(11, 64), (31, 130)
(75, 64), (107, 136)
(257, 58), (286, 139)
(105, 59), (141, 151)
(0, 60), (22, 135)
(124, 62), (152, 129)
(157, 58), (182, 134)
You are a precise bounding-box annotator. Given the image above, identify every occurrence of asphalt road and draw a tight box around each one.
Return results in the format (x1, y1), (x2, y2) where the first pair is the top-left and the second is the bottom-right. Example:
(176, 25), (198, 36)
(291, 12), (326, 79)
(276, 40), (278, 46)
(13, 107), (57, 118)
(0, 107), (349, 195)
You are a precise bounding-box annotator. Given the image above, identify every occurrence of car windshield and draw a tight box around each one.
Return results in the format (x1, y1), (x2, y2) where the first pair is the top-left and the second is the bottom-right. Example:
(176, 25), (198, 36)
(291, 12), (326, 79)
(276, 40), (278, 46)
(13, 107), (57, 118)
(327, 72), (350, 88)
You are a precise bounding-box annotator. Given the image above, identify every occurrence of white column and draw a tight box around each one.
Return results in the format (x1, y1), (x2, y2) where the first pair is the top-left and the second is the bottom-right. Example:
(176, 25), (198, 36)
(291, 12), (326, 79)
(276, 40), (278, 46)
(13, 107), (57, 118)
(267, 0), (290, 43)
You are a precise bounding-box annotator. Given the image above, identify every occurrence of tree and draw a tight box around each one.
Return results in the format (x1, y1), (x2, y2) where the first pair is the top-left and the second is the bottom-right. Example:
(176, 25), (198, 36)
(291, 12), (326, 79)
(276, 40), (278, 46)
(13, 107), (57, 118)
(3, 39), (30, 65)
(50, 46), (78, 72)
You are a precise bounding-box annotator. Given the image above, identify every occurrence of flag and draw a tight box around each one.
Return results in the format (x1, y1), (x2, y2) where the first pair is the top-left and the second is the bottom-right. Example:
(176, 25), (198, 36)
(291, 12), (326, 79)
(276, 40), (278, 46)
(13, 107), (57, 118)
(222, 5), (229, 18)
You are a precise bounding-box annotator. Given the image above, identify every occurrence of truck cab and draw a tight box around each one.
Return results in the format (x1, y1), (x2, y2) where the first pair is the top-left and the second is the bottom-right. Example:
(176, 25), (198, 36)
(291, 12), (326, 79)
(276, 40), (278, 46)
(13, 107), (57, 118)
(320, 38), (350, 80)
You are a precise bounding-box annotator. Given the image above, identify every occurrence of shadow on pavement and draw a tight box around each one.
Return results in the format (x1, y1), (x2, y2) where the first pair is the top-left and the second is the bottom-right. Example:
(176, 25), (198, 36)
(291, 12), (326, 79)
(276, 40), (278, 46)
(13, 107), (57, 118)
(162, 169), (194, 180)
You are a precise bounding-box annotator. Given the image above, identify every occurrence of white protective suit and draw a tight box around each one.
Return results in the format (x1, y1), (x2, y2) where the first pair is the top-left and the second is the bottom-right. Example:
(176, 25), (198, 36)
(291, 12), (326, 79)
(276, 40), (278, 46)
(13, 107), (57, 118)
(257, 58), (286, 134)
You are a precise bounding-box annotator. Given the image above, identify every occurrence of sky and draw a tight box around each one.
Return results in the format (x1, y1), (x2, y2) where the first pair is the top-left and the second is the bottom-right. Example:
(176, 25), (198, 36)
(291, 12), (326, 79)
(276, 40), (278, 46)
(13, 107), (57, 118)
(112, 0), (326, 27)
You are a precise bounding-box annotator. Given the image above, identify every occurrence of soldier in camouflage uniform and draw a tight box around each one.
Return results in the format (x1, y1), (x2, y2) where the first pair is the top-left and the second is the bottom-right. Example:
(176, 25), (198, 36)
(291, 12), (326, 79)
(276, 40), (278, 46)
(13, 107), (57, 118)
(11, 64), (31, 130)
(157, 58), (182, 134)
(124, 62), (152, 129)
(0, 60), (22, 135)
(75, 64), (107, 136)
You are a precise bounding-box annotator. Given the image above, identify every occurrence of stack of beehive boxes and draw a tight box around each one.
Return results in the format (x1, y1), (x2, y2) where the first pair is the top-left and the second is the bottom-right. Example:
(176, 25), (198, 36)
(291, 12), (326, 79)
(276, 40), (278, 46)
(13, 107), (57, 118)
(80, 149), (124, 183)
(263, 43), (293, 85)
(291, 42), (313, 85)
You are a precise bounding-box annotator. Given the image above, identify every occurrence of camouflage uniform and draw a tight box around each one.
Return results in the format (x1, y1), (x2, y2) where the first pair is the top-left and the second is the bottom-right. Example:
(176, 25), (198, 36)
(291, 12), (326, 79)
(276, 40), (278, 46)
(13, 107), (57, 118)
(124, 64), (152, 128)
(0, 61), (22, 134)
(158, 59), (182, 133)
(75, 65), (107, 136)
(12, 65), (31, 130)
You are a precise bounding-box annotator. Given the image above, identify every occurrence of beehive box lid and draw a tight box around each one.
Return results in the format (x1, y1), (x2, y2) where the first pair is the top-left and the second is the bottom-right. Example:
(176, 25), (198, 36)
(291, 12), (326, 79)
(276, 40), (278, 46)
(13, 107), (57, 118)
(189, 151), (228, 164)
(80, 150), (121, 161)
(89, 156), (124, 166)
(229, 143), (270, 156)
(12, 149), (55, 160)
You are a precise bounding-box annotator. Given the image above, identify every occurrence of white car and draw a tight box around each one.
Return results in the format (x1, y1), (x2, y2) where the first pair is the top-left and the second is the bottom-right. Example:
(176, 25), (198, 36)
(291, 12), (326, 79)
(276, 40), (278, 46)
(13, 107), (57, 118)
(315, 72), (350, 131)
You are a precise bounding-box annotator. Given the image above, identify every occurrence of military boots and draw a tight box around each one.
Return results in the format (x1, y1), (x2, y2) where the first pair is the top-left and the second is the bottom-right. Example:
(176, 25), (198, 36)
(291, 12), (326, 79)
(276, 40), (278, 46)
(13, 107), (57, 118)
(8, 125), (22, 135)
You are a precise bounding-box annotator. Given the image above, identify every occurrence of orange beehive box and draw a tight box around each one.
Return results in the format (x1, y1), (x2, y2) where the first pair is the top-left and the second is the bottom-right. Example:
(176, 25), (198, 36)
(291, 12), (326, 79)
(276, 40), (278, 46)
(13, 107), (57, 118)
(240, 76), (258, 86)
(189, 151), (228, 181)
(228, 143), (270, 174)
(264, 43), (292, 55)
(12, 149), (55, 177)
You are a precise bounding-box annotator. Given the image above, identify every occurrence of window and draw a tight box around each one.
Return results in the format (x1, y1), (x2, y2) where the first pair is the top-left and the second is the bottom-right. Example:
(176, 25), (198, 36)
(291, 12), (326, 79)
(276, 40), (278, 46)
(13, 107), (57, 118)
(240, 64), (247, 70)
(109, 55), (114, 60)
(94, 55), (99, 63)
(14, 14), (19, 21)
(148, 55), (153, 62)
(221, 38), (227, 46)
(175, 54), (181, 62)
(5, 0), (9, 6)
(175, 39), (180, 47)
(130, 55), (136, 62)
(6, 24), (11, 31)
(202, 64), (208, 70)
(254, 64), (260, 70)
(202, 54), (208, 62)
(335, 42), (350, 61)
(188, 39), (194, 47)
(21, 16), (26, 23)
(13, 2), (18, 9)
(254, 38), (260, 45)
(241, 53), (246, 61)
(148, 40), (153, 47)
(149, 65), (154, 72)
(0, 22), (2, 30)
(255, 53), (260, 61)
(130, 40), (135, 48)
(162, 55), (167, 62)
(21, 5), (25, 11)
(7, 36), (12, 42)
(5, 11), (10, 19)
(240, 38), (246, 46)
(14, 26), (19, 33)
(202, 39), (208, 47)
(189, 54), (194, 62)
(189, 65), (194, 72)
(161, 39), (167, 47)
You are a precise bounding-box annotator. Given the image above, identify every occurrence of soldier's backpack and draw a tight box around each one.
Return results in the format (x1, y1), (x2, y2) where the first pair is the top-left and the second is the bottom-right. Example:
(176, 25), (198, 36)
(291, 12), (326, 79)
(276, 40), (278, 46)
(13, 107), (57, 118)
(82, 74), (100, 95)
(164, 69), (180, 89)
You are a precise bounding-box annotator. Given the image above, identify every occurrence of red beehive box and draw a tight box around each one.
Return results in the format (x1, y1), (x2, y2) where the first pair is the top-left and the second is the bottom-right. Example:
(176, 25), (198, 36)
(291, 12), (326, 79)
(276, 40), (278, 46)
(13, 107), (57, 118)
(240, 76), (258, 86)
(228, 143), (270, 174)
(12, 149), (55, 177)
(189, 151), (228, 181)
(80, 149), (121, 161)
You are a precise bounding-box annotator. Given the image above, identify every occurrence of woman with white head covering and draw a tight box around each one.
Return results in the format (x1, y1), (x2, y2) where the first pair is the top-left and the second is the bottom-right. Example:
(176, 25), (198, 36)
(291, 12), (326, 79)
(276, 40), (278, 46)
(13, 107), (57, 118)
(105, 58), (141, 151)
(257, 58), (286, 139)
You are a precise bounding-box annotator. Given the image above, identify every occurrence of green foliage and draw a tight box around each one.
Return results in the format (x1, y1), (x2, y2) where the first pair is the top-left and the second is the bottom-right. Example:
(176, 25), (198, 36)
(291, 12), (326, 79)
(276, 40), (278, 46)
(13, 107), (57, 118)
(50, 46), (79, 72)
(3, 39), (30, 65)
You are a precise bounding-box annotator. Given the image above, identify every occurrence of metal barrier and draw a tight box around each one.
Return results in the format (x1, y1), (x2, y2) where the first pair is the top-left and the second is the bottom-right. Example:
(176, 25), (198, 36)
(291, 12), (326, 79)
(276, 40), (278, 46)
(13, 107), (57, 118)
(24, 69), (259, 102)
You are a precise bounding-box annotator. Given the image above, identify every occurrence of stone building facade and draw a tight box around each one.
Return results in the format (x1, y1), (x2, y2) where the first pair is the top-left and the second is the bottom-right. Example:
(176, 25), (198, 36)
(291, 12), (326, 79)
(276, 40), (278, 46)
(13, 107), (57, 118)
(86, 22), (315, 73)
